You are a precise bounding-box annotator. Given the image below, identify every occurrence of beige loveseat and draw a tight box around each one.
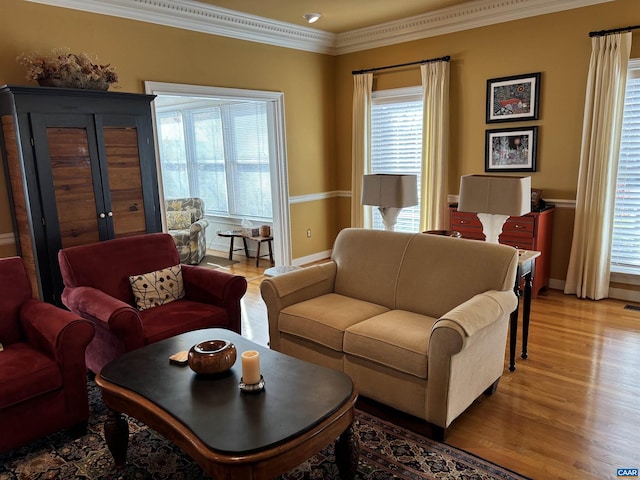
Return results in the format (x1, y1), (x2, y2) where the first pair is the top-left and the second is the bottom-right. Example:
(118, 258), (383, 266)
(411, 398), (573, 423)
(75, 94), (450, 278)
(260, 228), (518, 439)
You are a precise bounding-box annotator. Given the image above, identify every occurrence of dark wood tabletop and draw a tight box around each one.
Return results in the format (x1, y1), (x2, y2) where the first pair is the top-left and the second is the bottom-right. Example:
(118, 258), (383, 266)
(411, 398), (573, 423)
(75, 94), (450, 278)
(97, 328), (358, 479)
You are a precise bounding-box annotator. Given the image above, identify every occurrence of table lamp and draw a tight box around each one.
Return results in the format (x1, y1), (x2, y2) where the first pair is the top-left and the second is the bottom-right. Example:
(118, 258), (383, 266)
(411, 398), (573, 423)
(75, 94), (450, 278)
(361, 174), (418, 231)
(458, 174), (531, 243)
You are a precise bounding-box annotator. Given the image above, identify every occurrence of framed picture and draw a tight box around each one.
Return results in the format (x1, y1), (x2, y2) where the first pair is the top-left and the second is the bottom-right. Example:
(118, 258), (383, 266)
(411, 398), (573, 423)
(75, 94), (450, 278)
(485, 126), (538, 172)
(486, 72), (540, 123)
(531, 188), (543, 208)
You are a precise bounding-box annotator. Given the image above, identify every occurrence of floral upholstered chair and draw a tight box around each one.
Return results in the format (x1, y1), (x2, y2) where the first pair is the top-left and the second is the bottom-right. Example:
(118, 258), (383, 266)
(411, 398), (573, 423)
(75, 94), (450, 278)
(165, 197), (209, 264)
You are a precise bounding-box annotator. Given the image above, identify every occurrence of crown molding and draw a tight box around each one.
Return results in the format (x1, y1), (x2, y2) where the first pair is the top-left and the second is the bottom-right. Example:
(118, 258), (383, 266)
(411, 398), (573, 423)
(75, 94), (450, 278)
(334, 0), (614, 54)
(26, 0), (336, 54)
(26, 0), (613, 55)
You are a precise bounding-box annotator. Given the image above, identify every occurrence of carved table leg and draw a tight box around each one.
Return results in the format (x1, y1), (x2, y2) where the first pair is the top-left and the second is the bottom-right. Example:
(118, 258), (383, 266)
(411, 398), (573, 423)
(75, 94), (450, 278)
(104, 409), (129, 468)
(335, 424), (359, 480)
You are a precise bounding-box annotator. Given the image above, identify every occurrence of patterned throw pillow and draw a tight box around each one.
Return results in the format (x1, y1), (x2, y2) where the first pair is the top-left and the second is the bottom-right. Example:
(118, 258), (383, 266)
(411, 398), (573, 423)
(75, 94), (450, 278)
(129, 265), (185, 311)
(166, 211), (192, 230)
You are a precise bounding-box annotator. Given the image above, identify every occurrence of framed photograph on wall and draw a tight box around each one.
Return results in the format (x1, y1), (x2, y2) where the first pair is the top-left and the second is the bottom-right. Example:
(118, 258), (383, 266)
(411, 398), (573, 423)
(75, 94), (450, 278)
(485, 126), (538, 172)
(486, 72), (540, 123)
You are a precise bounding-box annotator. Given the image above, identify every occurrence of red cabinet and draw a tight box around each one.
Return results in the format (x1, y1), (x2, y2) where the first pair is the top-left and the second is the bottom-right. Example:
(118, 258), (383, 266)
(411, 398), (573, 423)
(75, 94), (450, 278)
(450, 205), (555, 298)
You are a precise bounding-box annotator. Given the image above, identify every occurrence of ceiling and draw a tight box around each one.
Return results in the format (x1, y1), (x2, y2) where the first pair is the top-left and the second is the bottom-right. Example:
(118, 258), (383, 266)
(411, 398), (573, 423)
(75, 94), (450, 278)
(195, 0), (472, 33)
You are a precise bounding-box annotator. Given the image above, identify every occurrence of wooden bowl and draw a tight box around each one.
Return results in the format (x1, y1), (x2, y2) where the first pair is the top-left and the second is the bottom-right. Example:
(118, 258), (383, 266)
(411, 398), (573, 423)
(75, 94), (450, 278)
(188, 340), (237, 375)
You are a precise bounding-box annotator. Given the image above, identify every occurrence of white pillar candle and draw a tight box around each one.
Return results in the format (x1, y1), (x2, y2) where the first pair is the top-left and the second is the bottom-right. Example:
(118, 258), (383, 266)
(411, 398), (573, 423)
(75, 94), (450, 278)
(241, 350), (261, 384)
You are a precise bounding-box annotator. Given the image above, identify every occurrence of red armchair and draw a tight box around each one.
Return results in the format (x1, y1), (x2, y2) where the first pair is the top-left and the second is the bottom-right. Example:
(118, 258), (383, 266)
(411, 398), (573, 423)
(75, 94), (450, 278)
(0, 257), (95, 453)
(58, 233), (247, 373)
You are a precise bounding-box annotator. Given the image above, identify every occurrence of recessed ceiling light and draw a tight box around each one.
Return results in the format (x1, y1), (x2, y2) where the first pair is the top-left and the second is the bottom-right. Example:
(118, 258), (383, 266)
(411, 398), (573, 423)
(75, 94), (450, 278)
(303, 13), (321, 24)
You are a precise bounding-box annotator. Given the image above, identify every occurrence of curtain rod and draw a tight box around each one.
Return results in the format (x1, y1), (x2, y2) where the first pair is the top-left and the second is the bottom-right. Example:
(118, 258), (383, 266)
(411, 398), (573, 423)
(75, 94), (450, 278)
(352, 55), (450, 75)
(589, 24), (640, 37)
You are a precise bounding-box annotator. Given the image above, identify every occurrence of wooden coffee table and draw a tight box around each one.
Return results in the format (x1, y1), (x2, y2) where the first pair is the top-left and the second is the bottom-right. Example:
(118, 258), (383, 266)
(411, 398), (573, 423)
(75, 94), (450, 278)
(95, 328), (359, 479)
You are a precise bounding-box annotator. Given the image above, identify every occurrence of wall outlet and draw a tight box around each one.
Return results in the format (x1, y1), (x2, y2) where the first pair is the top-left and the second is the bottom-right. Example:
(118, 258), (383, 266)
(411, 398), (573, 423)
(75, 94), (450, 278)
(306, 228), (312, 238)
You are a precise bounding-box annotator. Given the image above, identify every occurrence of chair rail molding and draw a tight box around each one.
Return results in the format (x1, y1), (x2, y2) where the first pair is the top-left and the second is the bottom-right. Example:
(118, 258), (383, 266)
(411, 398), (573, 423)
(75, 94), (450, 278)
(26, 0), (613, 55)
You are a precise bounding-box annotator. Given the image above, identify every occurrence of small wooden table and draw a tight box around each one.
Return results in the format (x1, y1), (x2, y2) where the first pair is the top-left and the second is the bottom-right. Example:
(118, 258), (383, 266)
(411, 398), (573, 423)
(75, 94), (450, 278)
(96, 328), (359, 479)
(509, 249), (541, 371)
(218, 230), (274, 267)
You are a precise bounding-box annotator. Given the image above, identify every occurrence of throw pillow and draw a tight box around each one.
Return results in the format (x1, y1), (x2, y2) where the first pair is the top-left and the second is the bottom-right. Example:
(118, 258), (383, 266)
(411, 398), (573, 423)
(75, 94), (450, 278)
(129, 265), (185, 311)
(166, 211), (192, 230)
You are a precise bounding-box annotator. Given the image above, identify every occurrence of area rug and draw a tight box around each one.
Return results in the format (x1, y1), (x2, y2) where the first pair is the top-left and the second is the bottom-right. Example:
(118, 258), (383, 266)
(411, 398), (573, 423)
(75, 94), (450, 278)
(198, 254), (239, 269)
(0, 380), (530, 480)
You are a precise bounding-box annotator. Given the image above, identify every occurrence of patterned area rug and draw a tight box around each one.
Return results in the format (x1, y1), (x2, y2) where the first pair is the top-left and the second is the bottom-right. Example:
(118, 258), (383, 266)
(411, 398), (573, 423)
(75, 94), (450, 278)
(0, 380), (530, 480)
(198, 254), (239, 269)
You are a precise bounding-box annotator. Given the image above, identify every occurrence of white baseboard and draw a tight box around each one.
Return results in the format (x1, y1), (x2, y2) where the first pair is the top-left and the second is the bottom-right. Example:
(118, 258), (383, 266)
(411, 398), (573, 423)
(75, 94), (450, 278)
(293, 250), (332, 267)
(548, 277), (640, 303)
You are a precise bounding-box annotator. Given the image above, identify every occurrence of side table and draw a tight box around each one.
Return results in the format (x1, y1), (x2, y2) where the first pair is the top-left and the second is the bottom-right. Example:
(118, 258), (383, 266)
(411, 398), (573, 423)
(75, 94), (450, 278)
(217, 230), (274, 268)
(509, 249), (541, 371)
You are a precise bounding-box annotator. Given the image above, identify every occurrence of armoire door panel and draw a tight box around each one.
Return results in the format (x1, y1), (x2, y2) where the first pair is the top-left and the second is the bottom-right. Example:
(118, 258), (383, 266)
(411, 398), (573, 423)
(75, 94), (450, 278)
(103, 126), (147, 237)
(46, 127), (101, 248)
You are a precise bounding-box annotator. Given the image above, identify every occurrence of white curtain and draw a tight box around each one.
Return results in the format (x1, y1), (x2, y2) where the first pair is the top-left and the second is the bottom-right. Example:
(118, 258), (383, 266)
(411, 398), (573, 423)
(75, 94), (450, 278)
(420, 61), (450, 231)
(351, 73), (373, 228)
(565, 32), (632, 300)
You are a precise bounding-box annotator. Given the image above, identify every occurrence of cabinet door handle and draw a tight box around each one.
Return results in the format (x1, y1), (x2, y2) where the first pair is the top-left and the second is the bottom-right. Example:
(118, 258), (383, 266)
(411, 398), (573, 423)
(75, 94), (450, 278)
(107, 211), (113, 217)
(99, 213), (106, 219)
(514, 224), (525, 229)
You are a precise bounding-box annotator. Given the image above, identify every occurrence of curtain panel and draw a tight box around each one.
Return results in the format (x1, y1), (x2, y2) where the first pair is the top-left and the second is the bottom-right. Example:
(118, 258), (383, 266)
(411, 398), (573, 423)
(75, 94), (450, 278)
(565, 32), (632, 300)
(420, 61), (450, 231)
(351, 74), (373, 228)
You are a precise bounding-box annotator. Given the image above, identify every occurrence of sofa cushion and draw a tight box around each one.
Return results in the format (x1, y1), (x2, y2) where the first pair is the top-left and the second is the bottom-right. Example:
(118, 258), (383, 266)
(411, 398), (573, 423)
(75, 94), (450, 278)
(129, 265), (185, 311)
(166, 210), (192, 230)
(344, 310), (437, 379)
(279, 293), (389, 351)
(0, 343), (62, 409)
(331, 229), (412, 309)
(395, 234), (518, 318)
(140, 299), (229, 345)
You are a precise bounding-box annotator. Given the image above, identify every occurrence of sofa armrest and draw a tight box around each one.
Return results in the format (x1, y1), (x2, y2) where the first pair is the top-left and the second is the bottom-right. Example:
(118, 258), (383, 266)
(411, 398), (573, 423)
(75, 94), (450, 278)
(181, 265), (247, 333)
(260, 262), (337, 351)
(20, 299), (94, 363)
(426, 289), (516, 428)
(62, 286), (145, 351)
(437, 290), (517, 337)
(20, 300), (95, 415)
(190, 218), (209, 237)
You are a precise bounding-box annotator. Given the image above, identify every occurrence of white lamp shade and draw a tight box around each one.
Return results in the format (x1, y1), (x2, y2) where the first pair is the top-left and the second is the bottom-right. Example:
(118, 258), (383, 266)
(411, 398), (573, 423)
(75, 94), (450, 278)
(361, 174), (418, 208)
(458, 174), (531, 217)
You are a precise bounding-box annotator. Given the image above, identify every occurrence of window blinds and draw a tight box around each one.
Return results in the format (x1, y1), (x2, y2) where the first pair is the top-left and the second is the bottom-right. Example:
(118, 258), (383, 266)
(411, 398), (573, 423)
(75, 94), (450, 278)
(612, 60), (640, 273)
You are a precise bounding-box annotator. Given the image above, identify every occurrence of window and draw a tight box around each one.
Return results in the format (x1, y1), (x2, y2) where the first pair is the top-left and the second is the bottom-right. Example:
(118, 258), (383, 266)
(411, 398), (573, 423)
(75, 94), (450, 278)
(157, 99), (272, 220)
(370, 87), (422, 232)
(612, 59), (640, 275)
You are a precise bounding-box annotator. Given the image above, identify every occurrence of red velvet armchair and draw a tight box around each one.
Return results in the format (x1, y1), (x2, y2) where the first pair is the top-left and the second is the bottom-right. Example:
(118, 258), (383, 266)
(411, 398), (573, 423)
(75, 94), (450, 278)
(58, 233), (247, 373)
(0, 257), (95, 453)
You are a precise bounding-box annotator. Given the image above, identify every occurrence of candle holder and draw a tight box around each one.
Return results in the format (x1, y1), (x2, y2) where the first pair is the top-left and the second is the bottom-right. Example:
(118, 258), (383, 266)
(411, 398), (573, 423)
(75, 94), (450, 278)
(239, 375), (265, 393)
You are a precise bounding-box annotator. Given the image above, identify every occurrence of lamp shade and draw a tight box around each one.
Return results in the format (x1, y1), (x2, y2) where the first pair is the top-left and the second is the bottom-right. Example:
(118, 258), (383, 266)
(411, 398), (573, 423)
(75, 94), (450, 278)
(361, 174), (418, 208)
(458, 174), (531, 217)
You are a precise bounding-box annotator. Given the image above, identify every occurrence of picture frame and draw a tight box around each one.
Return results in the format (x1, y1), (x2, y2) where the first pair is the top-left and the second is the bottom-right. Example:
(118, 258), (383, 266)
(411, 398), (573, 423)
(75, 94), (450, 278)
(531, 188), (543, 208)
(486, 72), (540, 123)
(485, 126), (538, 172)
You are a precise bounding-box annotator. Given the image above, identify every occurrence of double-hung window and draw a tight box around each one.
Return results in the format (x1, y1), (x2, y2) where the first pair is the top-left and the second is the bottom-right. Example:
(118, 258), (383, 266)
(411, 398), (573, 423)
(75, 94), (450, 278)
(370, 87), (423, 232)
(157, 100), (272, 220)
(612, 59), (640, 276)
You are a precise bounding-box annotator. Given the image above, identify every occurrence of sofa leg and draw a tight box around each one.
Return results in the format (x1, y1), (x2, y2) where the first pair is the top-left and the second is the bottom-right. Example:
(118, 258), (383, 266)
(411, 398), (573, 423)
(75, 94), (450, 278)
(429, 423), (446, 441)
(484, 378), (500, 395)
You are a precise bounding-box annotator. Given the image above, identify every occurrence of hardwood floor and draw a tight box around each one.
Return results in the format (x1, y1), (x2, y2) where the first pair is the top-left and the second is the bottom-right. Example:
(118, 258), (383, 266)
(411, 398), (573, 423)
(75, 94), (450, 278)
(217, 251), (640, 480)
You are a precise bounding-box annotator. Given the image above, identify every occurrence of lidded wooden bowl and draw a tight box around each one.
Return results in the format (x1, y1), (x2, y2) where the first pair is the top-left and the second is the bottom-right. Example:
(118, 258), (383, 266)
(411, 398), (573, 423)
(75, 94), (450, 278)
(188, 339), (237, 375)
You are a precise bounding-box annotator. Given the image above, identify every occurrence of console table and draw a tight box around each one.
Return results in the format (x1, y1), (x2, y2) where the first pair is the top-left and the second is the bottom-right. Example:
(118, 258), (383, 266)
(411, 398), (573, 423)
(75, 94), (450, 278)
(218, 230), (274, 267)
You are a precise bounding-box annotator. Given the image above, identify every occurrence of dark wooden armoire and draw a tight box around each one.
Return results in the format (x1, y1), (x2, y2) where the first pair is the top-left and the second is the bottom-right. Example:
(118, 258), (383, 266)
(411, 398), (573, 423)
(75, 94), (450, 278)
(0, 85), (162, 304)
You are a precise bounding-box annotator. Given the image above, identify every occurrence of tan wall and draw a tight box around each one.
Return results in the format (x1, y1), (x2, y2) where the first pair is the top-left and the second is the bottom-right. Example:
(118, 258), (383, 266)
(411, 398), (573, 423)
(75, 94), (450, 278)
(0, 0), (339, 259)
(2, 0), (640, 285)
(335, 0), (640, 284)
